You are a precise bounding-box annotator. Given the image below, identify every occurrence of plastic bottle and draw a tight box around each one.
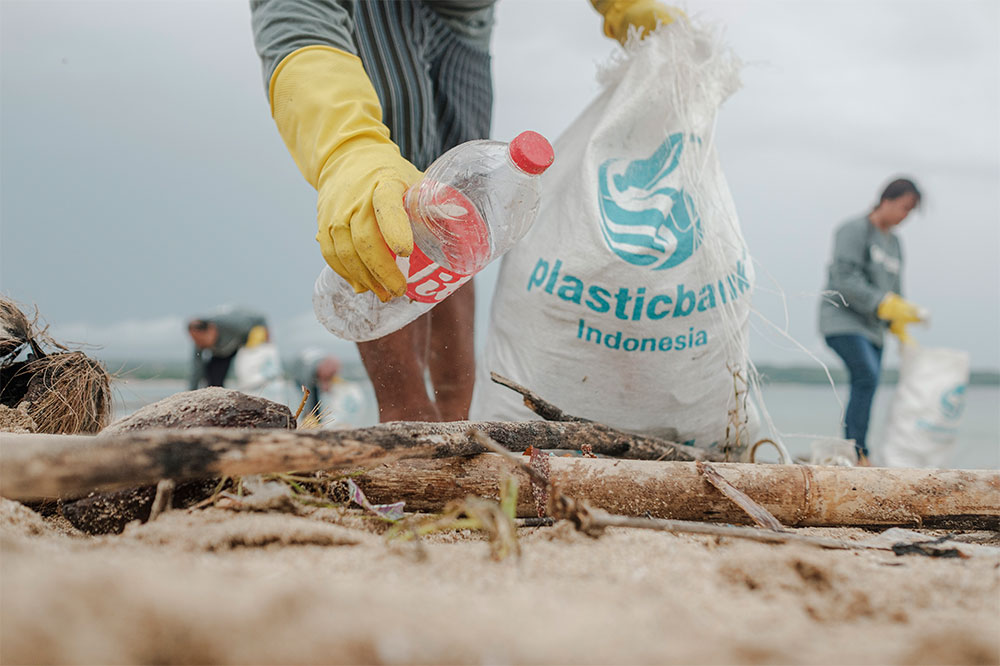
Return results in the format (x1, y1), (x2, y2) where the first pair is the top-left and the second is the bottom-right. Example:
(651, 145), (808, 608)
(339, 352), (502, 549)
(313, 130), (554, 342)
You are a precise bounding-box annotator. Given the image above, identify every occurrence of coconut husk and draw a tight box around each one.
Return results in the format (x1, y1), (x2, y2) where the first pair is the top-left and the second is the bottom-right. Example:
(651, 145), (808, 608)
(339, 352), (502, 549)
(0, 297), (111, 435)
(0, 297), (33, 361)
(12, 352), (111, 435)
(0, 296), (65, 362)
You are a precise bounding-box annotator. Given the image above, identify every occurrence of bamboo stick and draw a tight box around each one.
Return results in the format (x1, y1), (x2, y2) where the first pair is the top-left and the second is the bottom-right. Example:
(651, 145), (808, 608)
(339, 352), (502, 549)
(355, 455), (1000, 529)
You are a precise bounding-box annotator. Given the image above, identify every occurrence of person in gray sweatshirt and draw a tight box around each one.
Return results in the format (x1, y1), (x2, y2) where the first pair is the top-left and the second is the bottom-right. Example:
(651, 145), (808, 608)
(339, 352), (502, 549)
(818, 178), (926, 464)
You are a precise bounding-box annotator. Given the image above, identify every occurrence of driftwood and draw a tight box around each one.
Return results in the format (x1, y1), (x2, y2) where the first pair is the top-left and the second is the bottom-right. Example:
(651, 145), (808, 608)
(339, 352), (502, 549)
(470, 432), (924, 552)
(564, 507), (884, 551)
(697, 460), (785, 531)
(490, 372), (590, 423)
(52, 387), (297, 534)
(491, 372), (683, 445)
(0, 419), (689, 501)
(354, 455), (1000, 530)
(3, 422), (996, 530)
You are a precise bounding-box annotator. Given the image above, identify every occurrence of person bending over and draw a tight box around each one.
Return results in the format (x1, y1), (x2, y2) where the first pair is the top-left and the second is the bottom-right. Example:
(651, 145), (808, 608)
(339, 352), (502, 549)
(187, 308), (269, 389)
(251, 0), (683, 421)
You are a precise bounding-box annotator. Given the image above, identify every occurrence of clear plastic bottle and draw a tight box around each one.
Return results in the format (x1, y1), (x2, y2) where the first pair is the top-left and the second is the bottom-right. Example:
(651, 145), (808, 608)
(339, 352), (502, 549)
(313, 130), (554, 342)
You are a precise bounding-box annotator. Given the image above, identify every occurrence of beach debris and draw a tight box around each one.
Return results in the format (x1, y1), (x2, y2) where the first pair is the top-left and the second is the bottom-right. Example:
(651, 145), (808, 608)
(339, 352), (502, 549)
(13, 352), (110, 434)
(0, 418), (702, 502)
(551, 503), (884, 551)
(56, 389), (295, 533)
(526, 446), (551, 517)
(120, 509), (374, 551)
(60, 479), (221, 534)
(490, 371), (592, 423)
(353, 451), (1000, 531)
(0, 298), (36, 360)
(889, 535), (963, 558)
(292, 386), (310, 422)
(462, 429), (1000, 533)
(3, 421), (998, 531)
(0, 297), (110, 435)
(697, 460), (784, 531)
(191, 472), (364, 514)
(217, 477), (303, 514)
(490, 371), (701, 461)
(472, 430), (881, 551)
(344, 478), (404, 521)
(0, 403), (36, 434)
(861, 528), (1000, 559)
(387, 475), (520, 561)
(147, 479), (176, 522)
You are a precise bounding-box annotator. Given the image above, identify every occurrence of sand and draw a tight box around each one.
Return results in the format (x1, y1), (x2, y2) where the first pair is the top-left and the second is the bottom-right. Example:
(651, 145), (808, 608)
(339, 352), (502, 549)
(1, 496), (998, 665)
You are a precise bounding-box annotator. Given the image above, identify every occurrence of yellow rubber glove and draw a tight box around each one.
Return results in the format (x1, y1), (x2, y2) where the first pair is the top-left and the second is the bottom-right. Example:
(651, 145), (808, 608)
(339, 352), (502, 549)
(591, 0), (686, 44)
(245, 325), (269, 349)
(877, 293), (923, 345)
(269, 46), (422, 302)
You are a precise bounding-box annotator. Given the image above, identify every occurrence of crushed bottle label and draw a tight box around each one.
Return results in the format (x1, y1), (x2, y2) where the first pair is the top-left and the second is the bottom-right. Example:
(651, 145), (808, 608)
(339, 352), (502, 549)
(404, 245), (472, 304)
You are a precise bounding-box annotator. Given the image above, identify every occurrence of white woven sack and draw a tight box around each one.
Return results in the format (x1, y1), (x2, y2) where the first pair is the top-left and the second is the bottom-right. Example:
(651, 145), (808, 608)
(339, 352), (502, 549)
(232, 342), (292, 405)
(470, 20), (755, 453)
(882, 346), (969, 468)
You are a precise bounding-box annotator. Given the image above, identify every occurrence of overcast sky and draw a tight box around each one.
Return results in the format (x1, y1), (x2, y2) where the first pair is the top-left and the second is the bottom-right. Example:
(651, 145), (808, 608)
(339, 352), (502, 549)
(1, 0), (998, 372)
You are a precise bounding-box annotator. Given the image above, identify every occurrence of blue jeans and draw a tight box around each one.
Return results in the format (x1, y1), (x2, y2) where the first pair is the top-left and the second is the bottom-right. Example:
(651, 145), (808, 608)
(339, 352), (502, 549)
(825, 335), (883, 459)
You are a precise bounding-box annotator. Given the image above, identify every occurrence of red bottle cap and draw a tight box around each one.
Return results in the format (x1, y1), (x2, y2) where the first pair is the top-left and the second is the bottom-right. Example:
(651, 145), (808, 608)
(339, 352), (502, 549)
(509, 130), (554, 175)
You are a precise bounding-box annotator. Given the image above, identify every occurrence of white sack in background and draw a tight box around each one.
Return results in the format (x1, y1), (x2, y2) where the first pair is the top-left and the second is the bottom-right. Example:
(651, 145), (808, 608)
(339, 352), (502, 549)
(882, 346), (970, 468)
(470, 19), (756, 455)
(232, 342), (292, 406)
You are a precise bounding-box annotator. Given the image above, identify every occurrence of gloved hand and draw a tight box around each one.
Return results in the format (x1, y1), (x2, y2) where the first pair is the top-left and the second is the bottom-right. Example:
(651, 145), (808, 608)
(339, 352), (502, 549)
(270, 46), (422, 302)
(877, 293), (925, 345)
(245, 325), (269, 349)
(591, 0), (686, 44)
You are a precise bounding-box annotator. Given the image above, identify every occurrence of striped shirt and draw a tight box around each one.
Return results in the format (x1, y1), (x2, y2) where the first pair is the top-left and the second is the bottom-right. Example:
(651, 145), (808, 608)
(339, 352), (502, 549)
(251, 0), (496, 168)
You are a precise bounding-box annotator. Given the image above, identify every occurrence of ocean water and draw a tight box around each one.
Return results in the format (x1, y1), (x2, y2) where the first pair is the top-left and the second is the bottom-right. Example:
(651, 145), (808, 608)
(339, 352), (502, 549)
(753, 383), (999, 469)
(109, 379), (998, 470)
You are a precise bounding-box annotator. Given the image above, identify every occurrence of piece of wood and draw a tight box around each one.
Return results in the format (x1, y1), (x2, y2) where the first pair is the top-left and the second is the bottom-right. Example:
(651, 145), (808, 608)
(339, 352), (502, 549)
(147, 479), (175, 522)
(489, 372), (589, 422)
(697, 460), (785, 531)
(472, 429), (851, 550)
(574, 506), (881, 551)
(353, 456), (1000, 530)
(0, 419), (692, 501)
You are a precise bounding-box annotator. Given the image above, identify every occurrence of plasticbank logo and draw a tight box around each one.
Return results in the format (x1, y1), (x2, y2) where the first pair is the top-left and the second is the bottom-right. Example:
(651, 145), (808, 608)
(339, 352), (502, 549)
(597, 133), (702, 270)
(940, 384), (967, 420)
